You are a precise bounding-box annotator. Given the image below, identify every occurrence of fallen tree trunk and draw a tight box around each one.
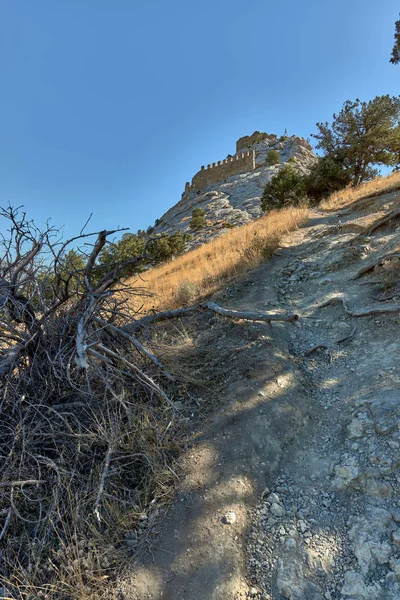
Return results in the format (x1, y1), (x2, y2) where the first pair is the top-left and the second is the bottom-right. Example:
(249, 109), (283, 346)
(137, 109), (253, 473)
(124, 301), (298, 333)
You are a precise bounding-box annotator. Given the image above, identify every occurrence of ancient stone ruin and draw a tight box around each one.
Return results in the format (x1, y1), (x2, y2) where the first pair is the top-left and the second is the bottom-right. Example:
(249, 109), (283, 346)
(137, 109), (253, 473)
(184, 150), (256, 194)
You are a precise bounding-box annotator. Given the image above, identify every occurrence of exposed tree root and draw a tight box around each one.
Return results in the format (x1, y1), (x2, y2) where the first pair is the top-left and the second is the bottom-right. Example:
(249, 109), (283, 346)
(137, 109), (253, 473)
(353, 248), (400, 280)
(365, 208), (400, 237)
(304, 325), (357, 357)
(317, 296), (400, 317)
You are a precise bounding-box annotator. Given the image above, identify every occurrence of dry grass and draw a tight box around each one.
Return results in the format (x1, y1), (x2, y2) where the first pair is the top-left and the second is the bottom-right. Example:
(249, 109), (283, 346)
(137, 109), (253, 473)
(132, 206), (308, 312)
(321, 171), (400, 211)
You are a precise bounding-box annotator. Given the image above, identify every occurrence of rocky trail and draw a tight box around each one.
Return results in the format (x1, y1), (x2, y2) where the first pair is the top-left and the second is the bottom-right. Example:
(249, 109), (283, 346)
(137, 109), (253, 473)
(121, 190), (400, 599)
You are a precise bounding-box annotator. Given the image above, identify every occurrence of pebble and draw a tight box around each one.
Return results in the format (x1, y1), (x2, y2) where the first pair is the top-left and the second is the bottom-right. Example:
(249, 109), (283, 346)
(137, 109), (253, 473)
(270, 503), (285, 517)
(222, 511), (236, 525)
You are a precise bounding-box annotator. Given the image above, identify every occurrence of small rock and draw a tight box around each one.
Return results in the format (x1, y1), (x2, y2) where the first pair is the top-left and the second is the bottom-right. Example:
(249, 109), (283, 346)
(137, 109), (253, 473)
(267, 492), (281, 504)
(248, 587), (259, 597)
(298, 520), (307, 533)
(370, 541), (391, 564)
(276, 558), (304, 599)
(270, 503), (285, 517)
(390, 557), (400, 579)
(222, 511), (236, 525)
(392, 529), (400, 546)
(392, 507), (400, 523)
(341, 571), (381, 599)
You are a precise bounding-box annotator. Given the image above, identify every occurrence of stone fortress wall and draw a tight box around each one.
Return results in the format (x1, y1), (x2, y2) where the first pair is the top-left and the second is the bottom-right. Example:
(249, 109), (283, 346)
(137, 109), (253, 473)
(236, 131), (277, 153)
(184, 150), (255, 194)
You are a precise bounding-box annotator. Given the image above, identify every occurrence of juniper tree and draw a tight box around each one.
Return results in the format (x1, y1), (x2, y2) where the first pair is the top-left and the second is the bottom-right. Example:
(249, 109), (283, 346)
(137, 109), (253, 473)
(312, 96), (400, 186)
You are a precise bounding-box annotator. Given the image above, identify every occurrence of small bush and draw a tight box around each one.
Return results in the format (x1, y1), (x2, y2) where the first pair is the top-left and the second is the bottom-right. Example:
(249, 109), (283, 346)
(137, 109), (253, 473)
(266, 149), (280, 166)
(174, 280), (198, 306)
(222, 221), (235, 229)
(287, 157), (296, 164)
(261, 164), (307, 211)
(190, 208), (206, 230)
(304, 155), (351, 202)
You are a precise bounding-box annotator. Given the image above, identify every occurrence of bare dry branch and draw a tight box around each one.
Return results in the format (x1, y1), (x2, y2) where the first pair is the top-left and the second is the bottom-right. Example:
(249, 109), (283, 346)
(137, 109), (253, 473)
(125, 301), (298, 333)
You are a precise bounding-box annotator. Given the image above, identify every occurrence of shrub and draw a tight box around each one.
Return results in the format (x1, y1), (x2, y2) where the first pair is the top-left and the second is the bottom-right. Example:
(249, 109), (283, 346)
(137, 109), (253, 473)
(174, 280), (198, 306)
(222, 221), (235, 228)
(261, 164), (307, 211)
(303, 155), (351, 202)
(148, 230), (191, 263)
(266, 149), (280, 166)
(190, 208), (206, 230)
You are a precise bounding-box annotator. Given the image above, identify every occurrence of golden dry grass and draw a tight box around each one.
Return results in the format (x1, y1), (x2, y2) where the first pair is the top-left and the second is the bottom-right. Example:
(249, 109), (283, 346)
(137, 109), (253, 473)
(131, 206), (308, 312)
(321, 171), (400, 210)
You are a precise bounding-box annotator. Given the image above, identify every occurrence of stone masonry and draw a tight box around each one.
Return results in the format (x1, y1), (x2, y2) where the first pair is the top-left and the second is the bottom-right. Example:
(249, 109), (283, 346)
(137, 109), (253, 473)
(184, 150), (255, 193)
(236, 131), (277, 152)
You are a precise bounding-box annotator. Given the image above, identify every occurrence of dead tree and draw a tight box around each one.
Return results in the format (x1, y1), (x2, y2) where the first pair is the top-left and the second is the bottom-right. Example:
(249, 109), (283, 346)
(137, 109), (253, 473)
(0, 206), (297, 599)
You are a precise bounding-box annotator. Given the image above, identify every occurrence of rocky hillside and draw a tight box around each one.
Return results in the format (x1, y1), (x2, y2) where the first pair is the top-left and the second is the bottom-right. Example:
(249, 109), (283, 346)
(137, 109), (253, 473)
(125, 184), (400, 600)
(153, 133), (317, 249)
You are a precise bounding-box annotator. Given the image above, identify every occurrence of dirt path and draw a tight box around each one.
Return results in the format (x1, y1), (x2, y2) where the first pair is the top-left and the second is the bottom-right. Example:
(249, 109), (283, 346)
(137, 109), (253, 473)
(120, 191), (400, 599)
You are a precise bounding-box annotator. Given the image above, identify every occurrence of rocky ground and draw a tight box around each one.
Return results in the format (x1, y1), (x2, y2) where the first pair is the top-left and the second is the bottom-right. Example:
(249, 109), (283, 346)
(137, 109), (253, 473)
(247, 191), (400, 599)
(152, 135), (316, 249)
(121, 189), (400, 599)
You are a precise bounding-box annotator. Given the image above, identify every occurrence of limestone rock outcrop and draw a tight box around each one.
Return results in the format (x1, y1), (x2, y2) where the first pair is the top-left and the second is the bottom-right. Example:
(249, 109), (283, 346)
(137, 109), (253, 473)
(152, 132), (317, 250)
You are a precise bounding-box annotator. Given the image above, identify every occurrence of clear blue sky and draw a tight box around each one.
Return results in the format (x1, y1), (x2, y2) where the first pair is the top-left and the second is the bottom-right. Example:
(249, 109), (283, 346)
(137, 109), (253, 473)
(0, 0), (399, 239)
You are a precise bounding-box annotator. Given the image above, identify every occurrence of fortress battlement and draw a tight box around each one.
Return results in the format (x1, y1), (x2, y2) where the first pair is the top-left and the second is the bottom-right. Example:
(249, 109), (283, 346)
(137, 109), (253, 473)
(184, 150), (255, 195)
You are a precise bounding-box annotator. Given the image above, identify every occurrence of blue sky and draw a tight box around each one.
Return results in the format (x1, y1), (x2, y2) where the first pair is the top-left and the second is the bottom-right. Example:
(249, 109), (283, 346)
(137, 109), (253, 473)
(0, 0), (399, 239)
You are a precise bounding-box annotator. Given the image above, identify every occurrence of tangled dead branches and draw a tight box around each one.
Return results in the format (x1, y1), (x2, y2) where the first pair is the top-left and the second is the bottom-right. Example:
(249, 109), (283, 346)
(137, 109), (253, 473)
(0, 207), (298, 599)
(0, 207), (181, 599)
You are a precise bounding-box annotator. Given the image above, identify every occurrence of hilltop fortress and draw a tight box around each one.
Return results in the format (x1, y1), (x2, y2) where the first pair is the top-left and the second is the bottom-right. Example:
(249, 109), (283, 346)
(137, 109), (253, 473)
(154, 131), (317, 250)
(182, 131), (312, 196)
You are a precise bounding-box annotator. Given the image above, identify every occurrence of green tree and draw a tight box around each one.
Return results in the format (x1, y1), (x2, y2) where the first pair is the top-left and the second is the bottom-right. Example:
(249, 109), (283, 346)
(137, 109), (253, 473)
(98, 233), (146, 278)
(190, 208), (207, 230)
(303, 155), (351, 202)
(261, 164), (307, 211)
(390, 17), (400, 64)
(312, 96), (400, 186)
(39, 249), (87, 301)
(147, 231), (191, 263)
(265, 149), (280, 165)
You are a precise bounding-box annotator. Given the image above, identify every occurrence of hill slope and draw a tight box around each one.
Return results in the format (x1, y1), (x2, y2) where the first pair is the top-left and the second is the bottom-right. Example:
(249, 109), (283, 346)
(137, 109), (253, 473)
(153, 133), (317, 249)
(121, 183), (400, 599)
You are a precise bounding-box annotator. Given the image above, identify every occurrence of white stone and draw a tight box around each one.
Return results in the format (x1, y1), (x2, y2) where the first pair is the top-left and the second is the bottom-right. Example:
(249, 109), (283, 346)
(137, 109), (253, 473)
(276, 558), (304, 599)
(222, 511), (236, 525)
(341, 571), (381, 599)
(370, 541), (391, 564)
(270, 503), (285, 517)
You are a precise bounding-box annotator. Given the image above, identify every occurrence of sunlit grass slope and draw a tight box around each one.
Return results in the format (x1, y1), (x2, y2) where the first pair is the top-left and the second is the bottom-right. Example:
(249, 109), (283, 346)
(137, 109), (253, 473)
(131, 206), (308, 312)
(321, 171), (400, 210)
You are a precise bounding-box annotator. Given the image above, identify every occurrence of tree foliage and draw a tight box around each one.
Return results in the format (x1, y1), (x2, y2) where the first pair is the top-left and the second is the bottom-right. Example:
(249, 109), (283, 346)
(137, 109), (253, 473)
(265, 149), (280, 165)
(147, 230), (191, 263)
(303, 155), (352, 202)
(190, 208), (207, 230)
(390, 17), (400, 64)
(97, 230), (191, 278)
(312, 96), (400, 186)
(261, 164), (307, 211)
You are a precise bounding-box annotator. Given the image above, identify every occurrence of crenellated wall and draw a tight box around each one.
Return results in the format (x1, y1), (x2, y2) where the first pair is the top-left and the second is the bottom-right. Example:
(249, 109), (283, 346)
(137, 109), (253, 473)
(186, 150), (255, 193)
